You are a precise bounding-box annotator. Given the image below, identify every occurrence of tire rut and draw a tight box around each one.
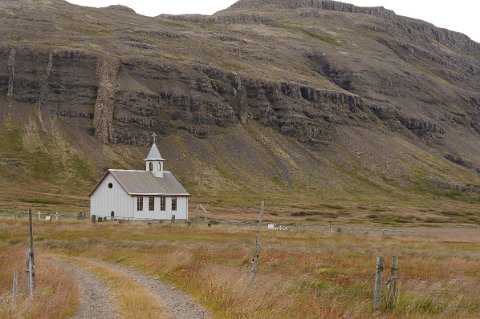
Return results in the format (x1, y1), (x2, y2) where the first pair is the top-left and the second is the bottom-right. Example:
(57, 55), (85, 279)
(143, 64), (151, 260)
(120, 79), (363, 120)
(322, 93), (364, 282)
(90, 259), (212, 319)
(55, 260), (120, 319)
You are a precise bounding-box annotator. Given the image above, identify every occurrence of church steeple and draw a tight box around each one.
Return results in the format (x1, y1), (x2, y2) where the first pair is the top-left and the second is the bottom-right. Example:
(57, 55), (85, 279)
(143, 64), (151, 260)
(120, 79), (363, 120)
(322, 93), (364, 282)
(145, 133), (165, 178)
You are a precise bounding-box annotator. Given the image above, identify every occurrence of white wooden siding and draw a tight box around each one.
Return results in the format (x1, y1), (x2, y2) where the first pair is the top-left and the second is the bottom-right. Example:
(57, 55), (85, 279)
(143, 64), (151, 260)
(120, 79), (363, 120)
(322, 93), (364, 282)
(90, 175), (132, 219)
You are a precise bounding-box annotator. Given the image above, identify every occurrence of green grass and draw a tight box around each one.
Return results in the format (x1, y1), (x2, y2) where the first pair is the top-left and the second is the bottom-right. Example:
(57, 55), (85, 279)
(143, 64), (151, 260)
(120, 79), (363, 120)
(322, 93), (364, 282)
(300, 28), (340, 45)
(17, 195), (64, 205)
(69, 155), (95, 183)
(0, 122), (23, 156)
(32, 150), (59, 180)
(218, 61), (248, 72)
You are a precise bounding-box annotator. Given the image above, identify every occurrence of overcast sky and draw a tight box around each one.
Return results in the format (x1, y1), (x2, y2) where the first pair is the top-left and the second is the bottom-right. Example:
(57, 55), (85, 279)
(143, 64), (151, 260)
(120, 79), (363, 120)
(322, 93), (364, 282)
(66, 0), (480, 43)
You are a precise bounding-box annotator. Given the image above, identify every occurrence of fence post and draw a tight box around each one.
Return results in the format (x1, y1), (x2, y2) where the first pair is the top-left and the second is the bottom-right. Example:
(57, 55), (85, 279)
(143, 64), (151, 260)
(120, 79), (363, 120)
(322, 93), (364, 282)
(25, 249), (32, 297)
(373, 256), (384, 311)
(28, 209), (35, 289)
(251, 201), (264, 274)
(12, 269), (17, 308)
(387, 256), (398, 308)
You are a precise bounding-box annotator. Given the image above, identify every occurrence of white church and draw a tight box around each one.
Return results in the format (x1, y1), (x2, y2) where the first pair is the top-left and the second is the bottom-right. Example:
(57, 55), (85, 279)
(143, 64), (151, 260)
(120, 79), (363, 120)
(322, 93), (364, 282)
(89, 138), (190, 221)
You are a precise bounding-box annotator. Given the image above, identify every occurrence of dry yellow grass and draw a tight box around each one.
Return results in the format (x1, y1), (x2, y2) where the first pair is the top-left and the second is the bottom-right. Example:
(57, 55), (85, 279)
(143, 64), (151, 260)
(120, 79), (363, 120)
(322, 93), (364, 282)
(0, 247), (78, 319)
(73, 258), (169, 319)
(1, 218), (480, 318)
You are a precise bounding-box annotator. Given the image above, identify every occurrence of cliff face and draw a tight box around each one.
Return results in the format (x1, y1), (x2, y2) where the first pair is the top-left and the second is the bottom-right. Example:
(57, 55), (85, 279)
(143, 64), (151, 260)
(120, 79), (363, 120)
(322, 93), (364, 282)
(0, 0), (479, 212)
(0, 45), (364, 146)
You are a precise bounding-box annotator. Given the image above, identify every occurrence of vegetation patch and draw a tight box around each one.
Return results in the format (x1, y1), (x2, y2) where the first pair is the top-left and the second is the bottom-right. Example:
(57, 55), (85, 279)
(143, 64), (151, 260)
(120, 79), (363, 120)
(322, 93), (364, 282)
(367, 214), (417, 224)
(17, 195), (64, 205)
(219, 61), (248, 72)
(291, 211), (338, 218)
(301, 28), (340, 45)
(0, 247), (78, 319)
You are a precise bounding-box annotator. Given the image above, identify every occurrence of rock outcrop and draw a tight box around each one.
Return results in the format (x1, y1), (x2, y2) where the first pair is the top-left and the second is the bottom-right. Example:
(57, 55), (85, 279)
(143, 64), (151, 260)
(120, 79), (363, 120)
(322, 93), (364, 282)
(93, 57), (120, 143)
(7, 47), (15, 106)
(0, 0), (479, 203)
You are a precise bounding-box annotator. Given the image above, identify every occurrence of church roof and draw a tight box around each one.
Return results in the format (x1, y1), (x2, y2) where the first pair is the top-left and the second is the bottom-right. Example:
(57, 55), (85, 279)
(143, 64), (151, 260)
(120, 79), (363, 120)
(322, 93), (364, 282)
(89, 169), (189, 197)
(146, 143), (164, 161)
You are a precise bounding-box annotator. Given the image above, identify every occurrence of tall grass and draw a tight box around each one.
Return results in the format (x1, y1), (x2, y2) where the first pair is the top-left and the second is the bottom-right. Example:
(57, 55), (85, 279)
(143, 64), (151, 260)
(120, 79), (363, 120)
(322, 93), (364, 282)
(0, 247), (78, 319)
(2, 220), (480, 318)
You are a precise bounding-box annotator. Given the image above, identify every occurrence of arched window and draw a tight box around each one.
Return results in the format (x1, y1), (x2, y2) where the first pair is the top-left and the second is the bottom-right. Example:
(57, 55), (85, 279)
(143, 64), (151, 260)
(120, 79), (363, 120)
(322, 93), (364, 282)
(158, 162), (162, 171)
(149, 162), (153, 171)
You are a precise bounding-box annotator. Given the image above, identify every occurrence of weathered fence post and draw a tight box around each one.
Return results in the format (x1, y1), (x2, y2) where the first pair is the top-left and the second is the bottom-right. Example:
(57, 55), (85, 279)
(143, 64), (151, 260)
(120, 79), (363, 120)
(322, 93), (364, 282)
(12, 269), (17, 308)
(387, 256), (398, 308)
(373, 256), (384, 311)
(251, 201), (265, 274)
(25, 249), (32, 297)
(24, 209), (35, 298)
(28, 209), (35, 289)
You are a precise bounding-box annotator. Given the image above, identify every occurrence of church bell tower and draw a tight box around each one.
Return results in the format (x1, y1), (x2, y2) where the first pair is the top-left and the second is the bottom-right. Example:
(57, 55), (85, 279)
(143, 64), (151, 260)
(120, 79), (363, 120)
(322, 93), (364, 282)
(145, 133), (164, 178)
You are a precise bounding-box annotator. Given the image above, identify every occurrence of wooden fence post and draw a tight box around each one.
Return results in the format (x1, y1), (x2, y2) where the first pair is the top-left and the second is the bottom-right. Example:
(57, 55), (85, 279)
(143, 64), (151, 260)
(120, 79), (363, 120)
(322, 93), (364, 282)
(25, 249), (32, 297)
(12, 269), (17, 308)
(387, 256), (398, 308)
(251, 201), (264, 274)
(373, 256), (384, 311)
(28, 209), (35, 289)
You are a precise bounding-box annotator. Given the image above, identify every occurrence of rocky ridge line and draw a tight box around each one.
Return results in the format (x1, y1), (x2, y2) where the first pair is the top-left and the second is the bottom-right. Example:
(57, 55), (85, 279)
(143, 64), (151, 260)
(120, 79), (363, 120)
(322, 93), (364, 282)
(230, 0), (480, 55)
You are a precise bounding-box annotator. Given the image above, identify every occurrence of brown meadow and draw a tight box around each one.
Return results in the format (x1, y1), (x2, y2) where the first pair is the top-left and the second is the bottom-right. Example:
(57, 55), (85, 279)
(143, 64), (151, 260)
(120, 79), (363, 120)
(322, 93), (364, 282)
(1, 218), (480, 318)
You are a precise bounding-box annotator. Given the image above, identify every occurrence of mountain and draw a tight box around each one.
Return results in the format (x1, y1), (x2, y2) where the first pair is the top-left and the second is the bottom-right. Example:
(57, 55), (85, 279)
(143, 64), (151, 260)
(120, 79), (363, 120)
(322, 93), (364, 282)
(0, 0), (479, 221)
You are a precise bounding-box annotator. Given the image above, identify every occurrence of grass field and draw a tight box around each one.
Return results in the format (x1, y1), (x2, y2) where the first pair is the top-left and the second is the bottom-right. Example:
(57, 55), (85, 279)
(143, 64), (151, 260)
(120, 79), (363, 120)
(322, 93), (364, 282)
(1, 217), (480, 318)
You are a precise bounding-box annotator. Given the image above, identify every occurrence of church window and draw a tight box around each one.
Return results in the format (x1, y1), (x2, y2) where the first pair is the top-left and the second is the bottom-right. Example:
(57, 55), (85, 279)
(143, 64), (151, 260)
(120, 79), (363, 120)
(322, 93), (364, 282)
(172, 198), (177, 211)
(160, 197), (166, 211)
(149, 197), (155, 211)
(108, 183), (113, 189)
(149, 162), (153, 171)
(137, 197), (143, 211)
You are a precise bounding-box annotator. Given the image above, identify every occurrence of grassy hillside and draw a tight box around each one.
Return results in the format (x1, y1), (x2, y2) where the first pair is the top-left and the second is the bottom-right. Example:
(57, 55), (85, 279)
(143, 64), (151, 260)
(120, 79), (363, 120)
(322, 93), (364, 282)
(0, 0), (479, 223)
(1, 115), (479, 225)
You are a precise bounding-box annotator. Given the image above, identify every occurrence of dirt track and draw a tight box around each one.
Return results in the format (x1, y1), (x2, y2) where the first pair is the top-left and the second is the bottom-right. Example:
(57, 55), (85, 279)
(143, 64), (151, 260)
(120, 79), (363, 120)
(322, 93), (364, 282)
(94, 260), (211, 319)
(57, 261), (120, 319)
(62, 259), (211, 319)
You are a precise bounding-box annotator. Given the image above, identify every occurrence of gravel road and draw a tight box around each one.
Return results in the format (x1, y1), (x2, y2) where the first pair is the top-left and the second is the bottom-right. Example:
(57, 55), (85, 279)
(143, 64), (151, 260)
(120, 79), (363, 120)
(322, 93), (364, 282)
(56, 258), (210, 319)
(57, 261), (120, 319)
(93, 260), (212, 319)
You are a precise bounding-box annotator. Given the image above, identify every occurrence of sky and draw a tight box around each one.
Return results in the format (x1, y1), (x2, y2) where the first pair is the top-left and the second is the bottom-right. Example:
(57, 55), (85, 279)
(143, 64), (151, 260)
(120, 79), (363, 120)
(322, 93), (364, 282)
(66, 0), (480, 43)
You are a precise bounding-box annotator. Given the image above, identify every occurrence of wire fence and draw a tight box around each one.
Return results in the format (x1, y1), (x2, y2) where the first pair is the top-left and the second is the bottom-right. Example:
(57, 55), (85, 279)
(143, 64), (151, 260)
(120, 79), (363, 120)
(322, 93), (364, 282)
(0, 211), (87, 221)
(0, 211), (426, 237)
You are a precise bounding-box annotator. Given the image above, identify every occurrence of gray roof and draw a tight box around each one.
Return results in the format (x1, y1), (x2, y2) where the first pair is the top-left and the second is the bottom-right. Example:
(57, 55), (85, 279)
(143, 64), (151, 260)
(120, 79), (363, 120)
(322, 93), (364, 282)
(105, 170), (189, 196)
(146, 143), (164, 161)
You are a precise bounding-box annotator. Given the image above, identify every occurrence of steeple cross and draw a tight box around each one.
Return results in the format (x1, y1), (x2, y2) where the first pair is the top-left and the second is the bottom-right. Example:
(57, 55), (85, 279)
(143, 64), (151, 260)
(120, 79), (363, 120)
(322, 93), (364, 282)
(152, 132), (157, 144)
